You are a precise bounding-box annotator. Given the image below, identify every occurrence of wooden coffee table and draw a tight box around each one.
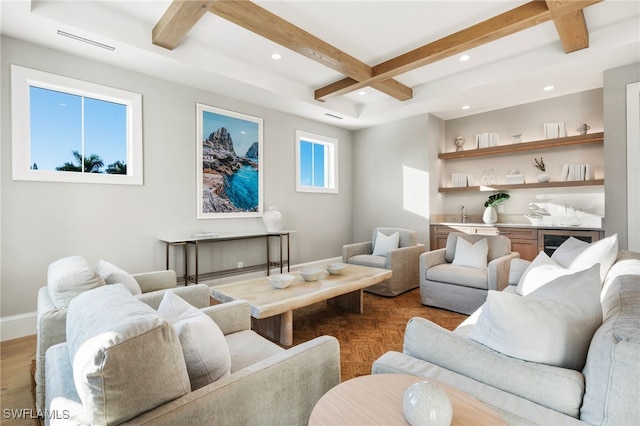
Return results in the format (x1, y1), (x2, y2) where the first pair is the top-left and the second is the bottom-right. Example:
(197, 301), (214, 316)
(309, 374), (507, 425)
(210, 264), (391, 345)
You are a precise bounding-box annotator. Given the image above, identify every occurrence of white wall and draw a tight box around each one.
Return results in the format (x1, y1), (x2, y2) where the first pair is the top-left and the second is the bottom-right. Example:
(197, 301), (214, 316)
(0, 36), (353, 335)
(603, 62), (640, 250)
(351, 114), (437, 246)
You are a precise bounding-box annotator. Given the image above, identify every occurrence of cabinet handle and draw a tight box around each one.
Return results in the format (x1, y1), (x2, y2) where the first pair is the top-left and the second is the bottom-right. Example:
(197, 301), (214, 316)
(498, 231), (511, 235)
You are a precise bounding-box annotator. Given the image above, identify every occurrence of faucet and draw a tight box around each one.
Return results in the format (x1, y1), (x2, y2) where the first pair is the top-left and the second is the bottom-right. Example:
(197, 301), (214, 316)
(460, 205), (468, 223)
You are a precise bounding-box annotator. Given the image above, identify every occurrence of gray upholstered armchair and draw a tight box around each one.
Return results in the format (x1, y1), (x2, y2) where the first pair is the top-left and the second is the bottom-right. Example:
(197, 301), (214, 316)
(342, 227), (426, 297)
(35, 260), (210, 412)
(420, 232), (519, 314)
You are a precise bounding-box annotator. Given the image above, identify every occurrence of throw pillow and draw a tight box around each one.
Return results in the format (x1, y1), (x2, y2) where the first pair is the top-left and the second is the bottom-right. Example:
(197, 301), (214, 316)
(551, 237), (589, 268)
(516, 252), (572, 296)
(508, 258), (531, 285)
(47, 255), (105, 308)
(96, 260), (142, 296)
(452, 236), (488, 269)
(157, 292), (231, 390)
(372, 231), (400, 256)
(469, 264), (602, 370)
(569, 234), (618, 283)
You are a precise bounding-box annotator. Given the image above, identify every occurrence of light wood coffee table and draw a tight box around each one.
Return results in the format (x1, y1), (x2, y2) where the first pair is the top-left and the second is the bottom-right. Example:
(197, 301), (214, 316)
(309, 374), (507, 426)
(210, 264), (392, 345)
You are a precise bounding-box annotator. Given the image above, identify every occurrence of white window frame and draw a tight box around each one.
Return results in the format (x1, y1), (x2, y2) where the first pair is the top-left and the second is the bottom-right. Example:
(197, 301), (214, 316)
(295, 130), (338, 193)
(11, 65), (143, 185)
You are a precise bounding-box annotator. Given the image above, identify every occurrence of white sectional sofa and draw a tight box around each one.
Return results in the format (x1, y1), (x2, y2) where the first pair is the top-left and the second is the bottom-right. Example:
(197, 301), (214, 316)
(373, 246), (640, 425)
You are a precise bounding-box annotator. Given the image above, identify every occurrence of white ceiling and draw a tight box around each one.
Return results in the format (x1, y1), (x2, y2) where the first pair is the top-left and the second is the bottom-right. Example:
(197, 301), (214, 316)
(1, 0), (639, 130)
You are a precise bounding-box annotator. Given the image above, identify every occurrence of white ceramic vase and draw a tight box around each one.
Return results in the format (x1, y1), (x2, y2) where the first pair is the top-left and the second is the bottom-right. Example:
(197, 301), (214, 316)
(403, 381), (453, 426)
(537, 173), (550, 183)
(483, 206), (497, 224)
(262, 206), (282, 232)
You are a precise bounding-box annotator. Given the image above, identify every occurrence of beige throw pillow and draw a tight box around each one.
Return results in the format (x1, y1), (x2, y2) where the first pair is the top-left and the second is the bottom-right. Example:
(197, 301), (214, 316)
(372, 231), (400, 256)
(469, 264), (602, 370)
(452, 236), (488, 269)
(47, 255), (105, 308)
(96, 260), (142, 295)
(158, 292), (231, 390)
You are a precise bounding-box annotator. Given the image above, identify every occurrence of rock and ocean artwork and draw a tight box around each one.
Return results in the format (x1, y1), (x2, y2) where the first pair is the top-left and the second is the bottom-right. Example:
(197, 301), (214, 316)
(199, 107), (261, 217)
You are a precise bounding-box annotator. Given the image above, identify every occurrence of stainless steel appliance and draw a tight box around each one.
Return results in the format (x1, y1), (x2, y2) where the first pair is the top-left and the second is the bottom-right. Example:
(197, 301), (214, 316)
(537, 229), (603, 256)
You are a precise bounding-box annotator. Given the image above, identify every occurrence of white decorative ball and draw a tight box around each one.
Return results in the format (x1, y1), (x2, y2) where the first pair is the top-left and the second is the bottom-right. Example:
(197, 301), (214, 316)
(403, 381), (453, 426)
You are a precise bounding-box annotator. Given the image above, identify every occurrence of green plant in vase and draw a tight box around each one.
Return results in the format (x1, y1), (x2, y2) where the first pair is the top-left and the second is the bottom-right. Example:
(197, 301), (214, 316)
(483, 192), (509, 224)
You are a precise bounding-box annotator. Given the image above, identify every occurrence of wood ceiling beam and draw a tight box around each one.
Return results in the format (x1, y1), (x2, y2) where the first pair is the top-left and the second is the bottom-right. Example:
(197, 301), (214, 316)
(152, 0), (212, 50)
(205, 0), (412, 101)
(315, 0), (601, 101)
(545, 0), (590, 53)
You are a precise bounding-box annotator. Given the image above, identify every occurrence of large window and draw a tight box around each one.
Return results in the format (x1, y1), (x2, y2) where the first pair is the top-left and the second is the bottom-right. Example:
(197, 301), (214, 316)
(295, 130), (338, 193)
(11, 65), (143, 185)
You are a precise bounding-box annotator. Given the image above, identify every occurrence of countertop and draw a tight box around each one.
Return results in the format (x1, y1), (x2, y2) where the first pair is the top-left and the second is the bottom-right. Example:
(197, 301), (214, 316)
(430, 222), (604, 231)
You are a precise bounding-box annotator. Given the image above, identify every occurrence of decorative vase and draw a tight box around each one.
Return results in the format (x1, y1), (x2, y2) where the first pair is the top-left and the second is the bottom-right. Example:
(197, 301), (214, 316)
(262, 206), (282, 232)
(403, 381), (453, 426)
(483, 206), (497, 224)
(537, 173), (550, 183)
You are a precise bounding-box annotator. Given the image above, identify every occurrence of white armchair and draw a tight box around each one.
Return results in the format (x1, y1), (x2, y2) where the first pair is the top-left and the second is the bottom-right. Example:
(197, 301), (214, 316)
(420, 232), (518, 314)
(342, 227), (426, 296)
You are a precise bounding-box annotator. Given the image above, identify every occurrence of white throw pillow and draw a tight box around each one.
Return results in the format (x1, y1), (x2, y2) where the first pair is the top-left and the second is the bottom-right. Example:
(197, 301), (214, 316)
(157, 292), (231, 390)
(452, 236), (488, 269)
(47, 255), (105, 308)
(551, 237), (589, 268)
(469, 264), (602, 370)
(372, 231), (400, 256)
(96, 260), (142, 296)
(569, 234), (618, 283)
(516, 252), (572, 296)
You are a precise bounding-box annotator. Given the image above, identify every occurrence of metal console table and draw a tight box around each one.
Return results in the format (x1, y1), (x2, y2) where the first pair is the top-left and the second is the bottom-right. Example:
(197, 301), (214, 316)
(159, 231), (292, 284)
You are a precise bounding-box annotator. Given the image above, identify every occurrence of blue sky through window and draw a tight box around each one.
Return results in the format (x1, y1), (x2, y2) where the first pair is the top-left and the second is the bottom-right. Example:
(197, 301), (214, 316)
(300, 140), (325, 187)
(29, 86), (127, 172)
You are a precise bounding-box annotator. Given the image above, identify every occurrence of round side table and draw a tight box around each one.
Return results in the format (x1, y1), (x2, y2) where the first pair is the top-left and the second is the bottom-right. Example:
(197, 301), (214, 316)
(309, 374), (507, 425)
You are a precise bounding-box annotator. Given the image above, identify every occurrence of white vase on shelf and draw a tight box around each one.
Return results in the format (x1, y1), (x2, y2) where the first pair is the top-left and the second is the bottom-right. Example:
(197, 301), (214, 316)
(483, 206), (497, 224)
(537, 173), (550, 183)
(262, 206), (282, 232)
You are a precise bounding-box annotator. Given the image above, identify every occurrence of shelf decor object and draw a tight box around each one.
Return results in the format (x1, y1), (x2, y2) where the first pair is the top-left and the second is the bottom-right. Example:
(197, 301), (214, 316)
(533, 157), (550, 183)
(483, 193), (510, 224)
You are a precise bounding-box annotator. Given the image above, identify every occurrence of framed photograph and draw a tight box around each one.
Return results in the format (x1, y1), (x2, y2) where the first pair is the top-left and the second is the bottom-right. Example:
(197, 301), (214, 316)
(196, 104), (263, 219)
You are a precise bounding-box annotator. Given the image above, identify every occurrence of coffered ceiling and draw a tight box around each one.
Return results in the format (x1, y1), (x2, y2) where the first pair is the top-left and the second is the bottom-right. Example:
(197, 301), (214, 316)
(1, 1), (638, 130)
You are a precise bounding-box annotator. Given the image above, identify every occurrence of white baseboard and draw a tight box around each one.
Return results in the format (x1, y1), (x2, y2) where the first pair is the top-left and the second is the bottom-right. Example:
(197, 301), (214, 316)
(1, 311), (36, 341)
(0, 257), (344, 341)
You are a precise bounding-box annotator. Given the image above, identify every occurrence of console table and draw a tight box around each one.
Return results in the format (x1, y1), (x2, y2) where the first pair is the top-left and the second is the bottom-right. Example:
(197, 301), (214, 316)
(159, 231), (292, 284)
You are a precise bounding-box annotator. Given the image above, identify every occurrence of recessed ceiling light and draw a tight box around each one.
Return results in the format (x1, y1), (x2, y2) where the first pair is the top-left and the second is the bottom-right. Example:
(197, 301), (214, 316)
(544, 85), (555, 91)
(459, 54), (470, 62)
(358, 91), (367, 96)
(271, 53), (282, 60)
(462, 105), (470, 110)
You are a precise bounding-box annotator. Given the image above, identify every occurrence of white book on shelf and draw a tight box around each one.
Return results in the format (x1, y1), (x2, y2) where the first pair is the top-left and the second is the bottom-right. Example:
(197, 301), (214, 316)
(585, 164), (592, 180)
(561, 164), (569, 182)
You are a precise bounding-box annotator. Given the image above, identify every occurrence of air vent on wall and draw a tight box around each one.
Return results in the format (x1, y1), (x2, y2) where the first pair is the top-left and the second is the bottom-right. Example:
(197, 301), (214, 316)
(324, 113), (343, 120)
(57, 30), (115, 51)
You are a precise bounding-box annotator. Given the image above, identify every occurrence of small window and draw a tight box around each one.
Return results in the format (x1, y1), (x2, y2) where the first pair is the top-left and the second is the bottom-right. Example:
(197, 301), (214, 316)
(11, 65), (143, 185)
(295, 130), (338, 193)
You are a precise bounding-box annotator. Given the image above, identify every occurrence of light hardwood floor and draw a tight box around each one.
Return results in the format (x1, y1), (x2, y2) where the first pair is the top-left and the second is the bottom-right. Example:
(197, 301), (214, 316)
(0, 288), (465, 424)
(1, 334), (38, 426)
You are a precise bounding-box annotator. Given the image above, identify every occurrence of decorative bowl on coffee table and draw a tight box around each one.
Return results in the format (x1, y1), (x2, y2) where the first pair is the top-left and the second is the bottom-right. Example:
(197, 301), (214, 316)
(267, 274), (295, 289)
(300, 268), (323, 281)
(326, 263), (346, 275)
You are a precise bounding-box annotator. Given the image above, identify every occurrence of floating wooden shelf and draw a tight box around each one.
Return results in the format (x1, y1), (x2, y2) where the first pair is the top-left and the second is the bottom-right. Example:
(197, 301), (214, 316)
(438, 132), (604, 160)
(438, 179), (605, 193)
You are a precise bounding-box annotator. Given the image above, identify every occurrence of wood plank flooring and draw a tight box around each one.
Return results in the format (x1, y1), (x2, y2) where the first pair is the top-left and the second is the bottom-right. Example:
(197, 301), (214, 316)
(0, 288), (466, 424)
